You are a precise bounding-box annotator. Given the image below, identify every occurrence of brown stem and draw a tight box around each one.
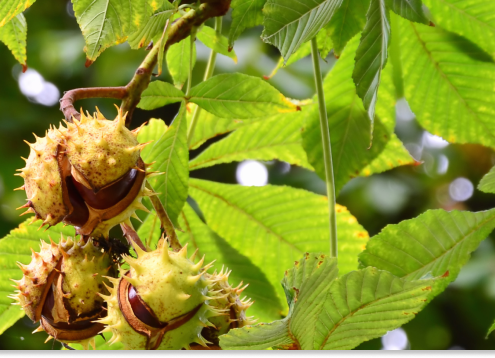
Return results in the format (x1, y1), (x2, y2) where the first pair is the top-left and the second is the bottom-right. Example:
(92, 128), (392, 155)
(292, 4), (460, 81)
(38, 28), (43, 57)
(60, 0), (231, 127)
(60, 87), (127, 122)
(145, 182), (182, 252)
(121, 222), (147, 252)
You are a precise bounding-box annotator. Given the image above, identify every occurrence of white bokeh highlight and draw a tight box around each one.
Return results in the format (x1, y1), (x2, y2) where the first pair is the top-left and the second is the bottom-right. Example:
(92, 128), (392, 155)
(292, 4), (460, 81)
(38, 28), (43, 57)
(381, 328), (409, 350)
(236, 160), (268, 187)
(423, 131), (449, 149)
(18, 69), (60, 107)
(449, 177), (474, 202)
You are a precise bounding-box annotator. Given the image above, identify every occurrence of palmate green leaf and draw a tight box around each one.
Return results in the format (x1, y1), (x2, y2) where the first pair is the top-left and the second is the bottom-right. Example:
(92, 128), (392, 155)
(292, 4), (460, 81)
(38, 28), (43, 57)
(359, 208), (495, 296)
(267, 41), (312, 79)
(478, 165), (495, 194)
(127, 0), (175, 50)
(261, 0), (343, 61)
(166, 37), (197, 89)
(352, 0), (390, 124)
(178, 203), (283, 322)
(0, 13), (26, 66)
(221, 253), (338, 350)
(189, 111), (313, 171)
(197, 26), (237, 63)
(422, 0), (495, 58)
(390, 0), (428, 24)
(138, 81), (184, 110)
(189, 179), (370, 305)
(72, 0), (150, 63)
(303, 36), (413, 195)
(187, 105), (262, 150)
(229, 0), (266, 47)
(327, 0), (369, 57)
(137, 210), (161, 249)
(137, 117), (167, 159)
(398, 17), (495, 148)
(0, 219), (76, 335)
(0, 0), (34, 27)
(188, 73), (299, 119)
(138, 105), (188, 227)
(312, 267), (432, 350)
(222, 255), (432, 350)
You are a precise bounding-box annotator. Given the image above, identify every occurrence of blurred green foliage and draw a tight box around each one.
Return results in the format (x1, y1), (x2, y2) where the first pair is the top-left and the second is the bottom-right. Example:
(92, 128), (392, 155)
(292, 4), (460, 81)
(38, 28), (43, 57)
(1, 0), (495, 350)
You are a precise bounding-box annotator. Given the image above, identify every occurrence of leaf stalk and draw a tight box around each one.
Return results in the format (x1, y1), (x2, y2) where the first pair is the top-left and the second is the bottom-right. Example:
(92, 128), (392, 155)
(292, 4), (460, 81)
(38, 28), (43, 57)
(310, 37), (338, 258)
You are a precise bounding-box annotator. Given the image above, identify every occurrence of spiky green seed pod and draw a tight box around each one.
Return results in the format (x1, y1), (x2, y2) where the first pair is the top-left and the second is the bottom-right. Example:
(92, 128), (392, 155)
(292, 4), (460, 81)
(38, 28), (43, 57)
(15, 107), (158, 238)
(98, 241), (226, 350)
(201, 268), (256, 345)
(9, 236), (117, 349)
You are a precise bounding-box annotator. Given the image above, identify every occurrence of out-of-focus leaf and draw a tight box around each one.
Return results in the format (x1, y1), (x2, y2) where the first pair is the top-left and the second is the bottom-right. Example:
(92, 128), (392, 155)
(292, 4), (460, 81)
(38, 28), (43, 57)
(229, 0), (266, 47)
(189, 179), (370, 304)
(189, 112), (313, 171)
(138, 81), (184, 110)
(0, 0), (35, 27)
(359, 208), (495, 296)
(0, 13), (26, 66)
(0, 219), (77, 335)
(261, 0), (343, 61)
(352, 0), (390, 124)
(178, 203), (283, 322)
(138, 105), (188, 227)
(72, 0), (150, 63)
(166, 37), (197, 89)
(422, 0), (495, 58)
(399, 17), (495, 148)
(189, 73), (300, 119)
(479, 165), (495, 194)
(390, 0), (428, 24)
(197, 25), (237, 63)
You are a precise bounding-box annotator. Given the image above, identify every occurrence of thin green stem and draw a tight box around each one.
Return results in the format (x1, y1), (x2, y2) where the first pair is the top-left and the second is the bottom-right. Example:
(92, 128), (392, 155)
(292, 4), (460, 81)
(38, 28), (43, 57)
(185, 30), (196, 97)
(187, 16), (222, 145)
(310, 37), (338, 258)
(390, 13), (404, 100)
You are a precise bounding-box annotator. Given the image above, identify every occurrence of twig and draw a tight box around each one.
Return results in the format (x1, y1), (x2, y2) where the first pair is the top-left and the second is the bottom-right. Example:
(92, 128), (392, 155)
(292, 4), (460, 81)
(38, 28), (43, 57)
(145, 182), (182, 252)
(121, 222), (148, 252)
(59, 0), (232, 127)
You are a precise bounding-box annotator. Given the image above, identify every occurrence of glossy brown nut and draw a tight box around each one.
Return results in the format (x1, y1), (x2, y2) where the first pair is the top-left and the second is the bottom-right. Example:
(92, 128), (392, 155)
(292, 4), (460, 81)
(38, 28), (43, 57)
(128, 284), (162, 328)
(63, 177), (90, 227)
(72, 167), (138, 210)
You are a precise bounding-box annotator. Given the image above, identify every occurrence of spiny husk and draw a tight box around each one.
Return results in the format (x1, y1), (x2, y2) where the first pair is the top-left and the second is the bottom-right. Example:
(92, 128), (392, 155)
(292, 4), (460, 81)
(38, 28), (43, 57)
(98, 241), (227, 350)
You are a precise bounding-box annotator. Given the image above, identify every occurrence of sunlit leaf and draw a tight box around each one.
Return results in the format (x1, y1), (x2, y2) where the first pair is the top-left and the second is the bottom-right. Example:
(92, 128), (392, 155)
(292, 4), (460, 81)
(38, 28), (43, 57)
(327, 0), (369, 57)
(261, 0), (343, 61)
(359, 208), (495, 296)
(188, 73), (299, 119)
(352, 0), (390, 124)
(187, 105), (262, 150)
(138, 81), (185, 110)
(0, 13), (26, 66)
(222, 255), (433, 350)
(398, 17), (495, 148)
(229, 0), (266, 47)
(422, 0), (495, 58)
(72, 0), (150, 63)
(178, 203), (283, 322)
(0, 0), (35, 27)
(197, 25), (237, 63)
(189, 112), (313, 171)
(138, 105), (188, 227)
(0, 219), (77, 335)
(127, 1), (175, 49)
(189, 179), (369, 305)
(166, 37), (197, 89)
